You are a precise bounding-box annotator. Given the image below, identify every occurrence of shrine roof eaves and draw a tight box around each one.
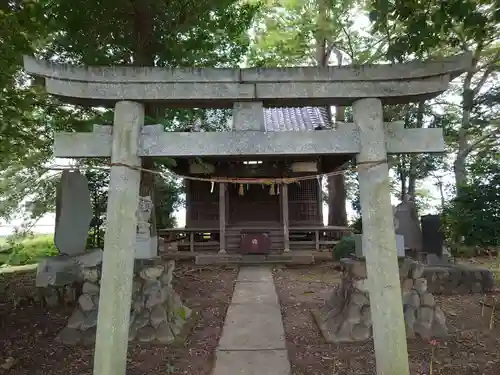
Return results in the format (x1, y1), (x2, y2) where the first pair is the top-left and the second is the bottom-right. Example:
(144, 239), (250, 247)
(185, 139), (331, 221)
(264, 107), (330, 131)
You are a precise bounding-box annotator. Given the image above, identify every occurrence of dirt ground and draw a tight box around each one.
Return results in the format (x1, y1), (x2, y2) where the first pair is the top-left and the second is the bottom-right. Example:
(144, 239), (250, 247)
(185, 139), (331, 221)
(1, 260), (499, 375)
(273, 262), (500, 375)
(0, 263), (238, 375)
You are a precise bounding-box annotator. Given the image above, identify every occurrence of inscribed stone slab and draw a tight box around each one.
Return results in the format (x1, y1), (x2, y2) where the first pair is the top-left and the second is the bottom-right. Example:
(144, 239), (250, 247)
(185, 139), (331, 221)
(231, 281), (278, 305)
(394, 200), (423, 251)
(213, 350), (291, 375)
(218, 303), (286, 350)
(54, 170), (93, 256)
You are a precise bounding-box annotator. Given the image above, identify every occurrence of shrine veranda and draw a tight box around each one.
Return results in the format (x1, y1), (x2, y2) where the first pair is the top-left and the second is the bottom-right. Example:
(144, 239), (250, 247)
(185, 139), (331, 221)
(24, 53), (471, 375)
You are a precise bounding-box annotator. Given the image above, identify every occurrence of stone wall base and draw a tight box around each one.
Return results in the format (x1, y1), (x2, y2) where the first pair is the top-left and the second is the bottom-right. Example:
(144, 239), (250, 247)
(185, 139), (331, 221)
(423, 265), (494, 295)
(57, 258), (191, 346)
(314, 258), (448, 343)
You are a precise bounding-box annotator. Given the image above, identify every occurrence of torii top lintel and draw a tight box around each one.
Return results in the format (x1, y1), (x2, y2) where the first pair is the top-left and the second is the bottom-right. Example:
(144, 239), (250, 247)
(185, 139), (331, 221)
(23, 54), (472, 108)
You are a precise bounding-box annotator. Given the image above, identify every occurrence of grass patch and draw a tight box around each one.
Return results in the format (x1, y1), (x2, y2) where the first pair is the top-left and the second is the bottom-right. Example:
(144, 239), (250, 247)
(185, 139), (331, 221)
(0, 234), (58, 267)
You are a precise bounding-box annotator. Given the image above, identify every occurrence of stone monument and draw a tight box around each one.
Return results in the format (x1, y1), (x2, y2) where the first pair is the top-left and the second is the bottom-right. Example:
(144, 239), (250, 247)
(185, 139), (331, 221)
(36, 170), (94, 288)
(54, 170), (93, 256)
(394, 199), (423, 252)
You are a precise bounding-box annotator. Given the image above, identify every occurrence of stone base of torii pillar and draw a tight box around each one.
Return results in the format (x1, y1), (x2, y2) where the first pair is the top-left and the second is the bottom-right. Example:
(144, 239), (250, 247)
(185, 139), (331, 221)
(313, 258), (448, 343)
(56, 183), (192, 346)
(57, 257), (191, 346)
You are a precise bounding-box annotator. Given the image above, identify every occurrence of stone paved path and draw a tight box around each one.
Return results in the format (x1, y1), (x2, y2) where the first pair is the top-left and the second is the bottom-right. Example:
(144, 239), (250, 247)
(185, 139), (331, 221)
(212, 266), (291, 375)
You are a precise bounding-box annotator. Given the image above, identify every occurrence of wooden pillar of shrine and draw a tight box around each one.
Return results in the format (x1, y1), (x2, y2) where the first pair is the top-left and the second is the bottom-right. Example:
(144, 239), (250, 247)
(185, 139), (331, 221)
(282, 183), (290, 252)
(219, 182), (227, 253)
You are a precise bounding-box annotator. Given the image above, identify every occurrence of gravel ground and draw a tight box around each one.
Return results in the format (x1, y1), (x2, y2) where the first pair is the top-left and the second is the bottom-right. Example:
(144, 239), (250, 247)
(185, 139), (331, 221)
(273, 262), (500, 375)
(0, 263), (238, 375)
(2, 259), (499, 375)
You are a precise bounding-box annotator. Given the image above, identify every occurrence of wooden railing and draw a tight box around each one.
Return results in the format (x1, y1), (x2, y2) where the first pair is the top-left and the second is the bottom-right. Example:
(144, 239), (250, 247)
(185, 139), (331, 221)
(157, 225), (354, 252)
(288, 226), (354, 251)
(158, 227), (220, 252)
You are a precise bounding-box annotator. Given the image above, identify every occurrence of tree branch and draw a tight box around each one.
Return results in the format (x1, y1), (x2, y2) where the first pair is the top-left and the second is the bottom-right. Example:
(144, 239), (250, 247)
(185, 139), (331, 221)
(473, 49), (500, 96)
(457, 126), (500, 160)
(340, 24), (355, 62)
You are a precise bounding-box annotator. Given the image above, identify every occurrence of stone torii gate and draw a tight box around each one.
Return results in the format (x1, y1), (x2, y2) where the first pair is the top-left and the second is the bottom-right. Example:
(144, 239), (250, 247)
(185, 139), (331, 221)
(24, 53), (470, 375)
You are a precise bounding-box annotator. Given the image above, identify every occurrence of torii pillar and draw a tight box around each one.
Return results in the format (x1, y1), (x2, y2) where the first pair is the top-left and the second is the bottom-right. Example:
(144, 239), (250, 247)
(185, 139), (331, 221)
(354, 98), (408, 374)
(93, 101), (143, 375)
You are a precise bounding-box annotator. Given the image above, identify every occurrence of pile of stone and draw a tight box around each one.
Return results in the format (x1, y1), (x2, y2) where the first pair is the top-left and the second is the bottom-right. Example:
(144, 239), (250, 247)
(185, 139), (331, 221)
(423, 255), (494, 295)
(57, 258), (191, 346)
(36, 249), (104, 304)
(314, 258), (448, 343)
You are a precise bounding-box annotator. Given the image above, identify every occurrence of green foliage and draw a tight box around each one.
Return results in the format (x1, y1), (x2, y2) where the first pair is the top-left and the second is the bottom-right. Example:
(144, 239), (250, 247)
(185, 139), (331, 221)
(332, 235), (356, 260)
(41, 0), (259, 67)
(369, 0), (499, 60)
(85, 166), (109, 249)
(452, 245), (477, 258)
(0, 233), (57, 266)
(350, 217), (362, 233)
(0, 0), (260, 227)
(155, 173), (183, 229)
(370, 0), (500, 194)
(442, 162), (500, 248)
(247, 0), (380, 68)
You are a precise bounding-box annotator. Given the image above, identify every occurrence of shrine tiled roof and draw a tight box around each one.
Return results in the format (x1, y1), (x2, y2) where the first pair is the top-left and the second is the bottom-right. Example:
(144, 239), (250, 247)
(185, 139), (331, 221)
(263, 107), (332, 131)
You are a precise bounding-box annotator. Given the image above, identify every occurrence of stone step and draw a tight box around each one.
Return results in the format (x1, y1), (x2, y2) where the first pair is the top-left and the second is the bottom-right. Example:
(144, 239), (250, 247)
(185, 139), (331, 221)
(195, 253), (314, 265)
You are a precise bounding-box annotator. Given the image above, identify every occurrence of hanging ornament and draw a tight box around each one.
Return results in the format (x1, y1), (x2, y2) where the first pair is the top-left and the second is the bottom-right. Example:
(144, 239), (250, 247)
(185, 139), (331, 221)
(238, 183), (244, 196)
(210, 181), (215, 193)
(269, 184), (275, 195)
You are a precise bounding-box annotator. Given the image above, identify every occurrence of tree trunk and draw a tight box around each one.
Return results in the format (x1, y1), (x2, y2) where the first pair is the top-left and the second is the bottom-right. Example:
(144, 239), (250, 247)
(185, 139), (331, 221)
(399, 160), (407, 201)
(314, 0), (348, 227)
(406, 101), (425, 201)
(454, 80), (474, 194)
(328, 106), (348, 226)
(131, 0), (159, 238)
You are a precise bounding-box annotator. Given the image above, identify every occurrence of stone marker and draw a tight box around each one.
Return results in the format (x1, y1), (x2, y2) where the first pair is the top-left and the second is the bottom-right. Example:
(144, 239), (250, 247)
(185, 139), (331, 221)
(394, 200), (423, 252)
(54, 170), (93, 256)
(421, 214), (444, 256)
